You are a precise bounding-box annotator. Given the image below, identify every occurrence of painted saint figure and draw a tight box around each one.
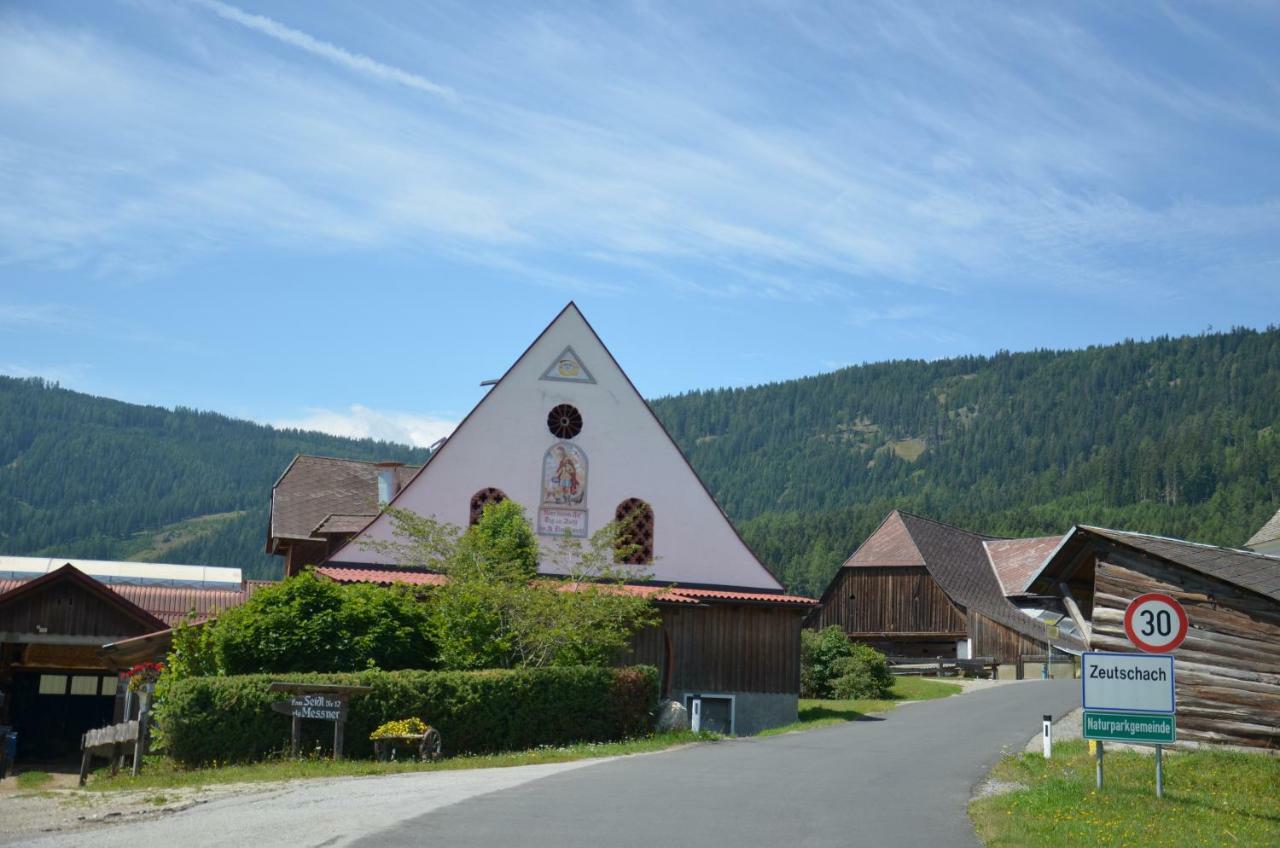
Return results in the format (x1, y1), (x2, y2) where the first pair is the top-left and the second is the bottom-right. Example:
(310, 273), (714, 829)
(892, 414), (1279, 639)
(543, 442), (587, 507)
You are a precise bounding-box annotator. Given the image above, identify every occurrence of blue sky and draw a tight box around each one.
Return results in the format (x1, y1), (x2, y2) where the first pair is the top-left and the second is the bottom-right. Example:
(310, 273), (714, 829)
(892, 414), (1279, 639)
(1, 1), (1278, 446)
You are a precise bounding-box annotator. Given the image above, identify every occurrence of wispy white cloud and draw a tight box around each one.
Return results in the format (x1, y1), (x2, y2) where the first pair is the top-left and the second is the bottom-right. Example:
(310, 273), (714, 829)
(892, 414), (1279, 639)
(188, 0), (455, 100)
(272, 404), (457, 448)
(0, 1), (1277, 302)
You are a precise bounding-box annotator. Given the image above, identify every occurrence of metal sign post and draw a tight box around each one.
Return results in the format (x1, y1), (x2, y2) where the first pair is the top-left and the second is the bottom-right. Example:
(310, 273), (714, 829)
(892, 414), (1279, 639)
(1083, 643), (1179, 799)
(1095, 740), (1104, 790)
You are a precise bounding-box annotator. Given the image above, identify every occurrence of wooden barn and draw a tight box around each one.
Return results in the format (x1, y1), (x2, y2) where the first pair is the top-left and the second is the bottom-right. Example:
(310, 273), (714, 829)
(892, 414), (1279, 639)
(1025, 526), (1280, 749)
(809, 511), (1080, 668)
(0, 561), (256, 760)
(269, 303), (817, 734)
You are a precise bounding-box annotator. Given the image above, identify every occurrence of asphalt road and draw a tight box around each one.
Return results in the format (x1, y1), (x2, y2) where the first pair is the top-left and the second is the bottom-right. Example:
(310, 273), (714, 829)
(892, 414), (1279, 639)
(15, 679), (1077, 848)
(361, 678), (1078, 848)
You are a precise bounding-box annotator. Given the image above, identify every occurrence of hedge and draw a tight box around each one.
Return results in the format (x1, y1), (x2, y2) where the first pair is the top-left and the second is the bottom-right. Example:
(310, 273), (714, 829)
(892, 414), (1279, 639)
(157, 665), (658, 766)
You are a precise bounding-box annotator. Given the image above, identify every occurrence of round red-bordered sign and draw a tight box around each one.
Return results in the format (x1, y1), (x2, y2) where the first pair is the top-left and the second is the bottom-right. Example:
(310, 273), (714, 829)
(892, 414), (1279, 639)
(1123, 593), (1188, 653)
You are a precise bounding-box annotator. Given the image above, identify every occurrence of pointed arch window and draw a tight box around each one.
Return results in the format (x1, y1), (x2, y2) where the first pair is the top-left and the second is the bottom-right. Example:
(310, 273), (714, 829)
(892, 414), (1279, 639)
(615, 498), (655, 564)
(470, 488), (507, 525)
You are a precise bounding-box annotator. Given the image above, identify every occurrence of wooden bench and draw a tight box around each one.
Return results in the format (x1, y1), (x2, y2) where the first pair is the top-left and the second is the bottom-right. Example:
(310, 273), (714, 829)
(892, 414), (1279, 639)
(79, 720), (140, 786)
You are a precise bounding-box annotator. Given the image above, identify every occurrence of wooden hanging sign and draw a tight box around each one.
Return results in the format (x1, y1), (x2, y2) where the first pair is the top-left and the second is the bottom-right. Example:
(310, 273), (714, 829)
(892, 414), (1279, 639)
(267, 682), (372, 759)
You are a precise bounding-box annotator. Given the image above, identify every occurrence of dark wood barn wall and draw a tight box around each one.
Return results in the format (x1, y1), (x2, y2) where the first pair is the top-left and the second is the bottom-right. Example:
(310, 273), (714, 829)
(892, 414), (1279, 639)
(0, 582), (150, 641)
(809, 567), (967, 638)
(1091, 549), (1280, 750)
(967, 612), (1045, 664)
(624, 604), (803, 695)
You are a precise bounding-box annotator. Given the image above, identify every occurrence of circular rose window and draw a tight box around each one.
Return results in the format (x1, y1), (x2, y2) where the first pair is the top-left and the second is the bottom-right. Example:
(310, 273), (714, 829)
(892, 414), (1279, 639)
(547, 404), (583, 439)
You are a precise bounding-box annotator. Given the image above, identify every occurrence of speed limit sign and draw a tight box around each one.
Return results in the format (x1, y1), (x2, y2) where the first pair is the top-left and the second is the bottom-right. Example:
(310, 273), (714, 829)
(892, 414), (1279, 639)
(1123, 593), (1188, 653)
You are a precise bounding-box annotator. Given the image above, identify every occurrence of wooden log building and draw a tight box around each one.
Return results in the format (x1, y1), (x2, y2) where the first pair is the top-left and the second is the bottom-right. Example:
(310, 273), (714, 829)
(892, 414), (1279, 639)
(1025, 526), (1280, 750)
(809, 511), (1081, 668)
(0, 561), (257, 760)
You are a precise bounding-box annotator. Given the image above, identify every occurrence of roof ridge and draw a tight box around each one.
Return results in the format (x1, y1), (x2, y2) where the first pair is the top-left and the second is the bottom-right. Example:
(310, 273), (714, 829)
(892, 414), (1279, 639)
(1084, 525), (1280, 563)
(294, 453), (424, 467)
(896, 509), (1005, 542)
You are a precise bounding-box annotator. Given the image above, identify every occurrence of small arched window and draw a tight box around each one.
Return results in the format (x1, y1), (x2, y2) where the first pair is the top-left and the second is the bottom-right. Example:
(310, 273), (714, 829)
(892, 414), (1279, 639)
(470, 488), (507, 525)
(615, 498), (655, 564)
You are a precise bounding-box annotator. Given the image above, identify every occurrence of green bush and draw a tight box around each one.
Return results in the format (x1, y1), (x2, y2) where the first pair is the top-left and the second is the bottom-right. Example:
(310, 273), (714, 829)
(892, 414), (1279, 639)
(212, 572), (436, 674)
(801, 626), (893, 699)
(830, 644), (894, 700)
(800, 626), (851, 698)
(158, 665), (658, 766)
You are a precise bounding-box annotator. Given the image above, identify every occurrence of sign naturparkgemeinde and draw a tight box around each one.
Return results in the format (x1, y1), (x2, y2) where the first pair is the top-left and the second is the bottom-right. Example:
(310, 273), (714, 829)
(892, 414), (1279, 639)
(1083, 710), (1176, 744)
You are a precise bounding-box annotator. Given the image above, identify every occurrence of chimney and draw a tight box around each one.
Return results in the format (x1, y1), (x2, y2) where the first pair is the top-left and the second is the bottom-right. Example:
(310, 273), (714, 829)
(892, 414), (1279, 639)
(375, 461), (403, 507)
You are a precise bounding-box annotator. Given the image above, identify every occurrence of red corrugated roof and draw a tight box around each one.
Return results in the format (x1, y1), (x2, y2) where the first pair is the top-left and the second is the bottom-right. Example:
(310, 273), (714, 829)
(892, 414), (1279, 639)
(0, 575), (260, 625)
(663, 586), (817, 606)
(314, 566), (448, 587)
(315, 568), (815, 606)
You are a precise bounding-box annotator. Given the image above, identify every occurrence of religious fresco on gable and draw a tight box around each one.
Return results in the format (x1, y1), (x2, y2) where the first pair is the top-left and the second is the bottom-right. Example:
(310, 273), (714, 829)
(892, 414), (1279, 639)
(542, 442), (587, 506)
(540, 345), (596, 384)
(537, 442), (588, 537)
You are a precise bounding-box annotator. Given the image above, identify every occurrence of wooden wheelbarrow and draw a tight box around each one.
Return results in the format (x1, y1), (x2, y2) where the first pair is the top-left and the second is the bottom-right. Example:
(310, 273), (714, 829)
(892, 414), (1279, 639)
(372, 727), (443, 762)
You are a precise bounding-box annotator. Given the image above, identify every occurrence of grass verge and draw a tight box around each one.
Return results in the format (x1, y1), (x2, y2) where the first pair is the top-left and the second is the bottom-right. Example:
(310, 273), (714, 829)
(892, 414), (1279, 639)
(970, 740), (1280, 847)
(757, 676), (961, 736)
(89, 731), (717, 793)
(15, 771), (54, 789)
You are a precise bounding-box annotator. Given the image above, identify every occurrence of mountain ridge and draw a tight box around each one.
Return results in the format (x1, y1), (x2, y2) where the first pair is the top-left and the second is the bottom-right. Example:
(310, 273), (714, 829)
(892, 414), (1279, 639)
(2, 324), (1278, 590)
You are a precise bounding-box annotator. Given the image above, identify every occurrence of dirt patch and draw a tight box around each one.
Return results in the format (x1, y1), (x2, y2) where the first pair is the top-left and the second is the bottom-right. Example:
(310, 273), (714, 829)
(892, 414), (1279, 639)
(971, 777), (1026, 800)
(0, 782), (264, 845)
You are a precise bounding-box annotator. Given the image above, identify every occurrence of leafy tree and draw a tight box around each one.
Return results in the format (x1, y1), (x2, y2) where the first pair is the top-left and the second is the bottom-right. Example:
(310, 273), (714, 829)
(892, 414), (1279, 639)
(379, 503), (659, 670)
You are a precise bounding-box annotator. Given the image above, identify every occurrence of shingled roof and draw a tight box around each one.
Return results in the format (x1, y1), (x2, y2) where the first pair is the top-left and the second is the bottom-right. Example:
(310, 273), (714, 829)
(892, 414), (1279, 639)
(1246, 506), (1280, 550)
(1045, 526), (1280, 603)
(268, 455), (420, 549)
(984, 536), (1063, 595)
(844, 511), (1077, 649)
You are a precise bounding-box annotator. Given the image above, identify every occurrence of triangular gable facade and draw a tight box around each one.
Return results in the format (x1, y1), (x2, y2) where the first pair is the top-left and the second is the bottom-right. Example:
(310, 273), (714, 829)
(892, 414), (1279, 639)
(0, 564), (168, 640)
(328, 303), (784, 592)
(842, 511), (927, 567)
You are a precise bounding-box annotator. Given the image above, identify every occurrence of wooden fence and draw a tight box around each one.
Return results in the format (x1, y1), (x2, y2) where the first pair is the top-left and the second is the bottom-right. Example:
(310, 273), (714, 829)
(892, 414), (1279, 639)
(885, 656), (998, 678)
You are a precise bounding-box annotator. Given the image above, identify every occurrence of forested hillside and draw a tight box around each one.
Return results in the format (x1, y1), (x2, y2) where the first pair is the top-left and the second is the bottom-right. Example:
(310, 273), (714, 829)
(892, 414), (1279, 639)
(652, 327), (1280, 595)
(3, 327), (1278, 592)
(0, 377), (429, 579)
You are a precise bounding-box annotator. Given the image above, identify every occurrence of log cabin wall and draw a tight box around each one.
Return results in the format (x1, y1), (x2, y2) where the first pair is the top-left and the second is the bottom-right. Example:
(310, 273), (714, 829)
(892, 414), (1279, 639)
(623, 604), (804, 695)
(967, 611), (1046, 664)
(809, 566), (968, 640)
(1092, 548), (1280, 750)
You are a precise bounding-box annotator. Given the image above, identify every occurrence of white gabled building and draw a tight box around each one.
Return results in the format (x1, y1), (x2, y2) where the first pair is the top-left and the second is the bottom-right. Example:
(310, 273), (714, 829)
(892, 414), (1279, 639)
(269, 303), (815, 734)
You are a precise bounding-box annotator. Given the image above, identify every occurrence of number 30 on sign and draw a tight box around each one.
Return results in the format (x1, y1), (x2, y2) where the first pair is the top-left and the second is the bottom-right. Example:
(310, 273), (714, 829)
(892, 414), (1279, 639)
(1123, 593), (1188, 653)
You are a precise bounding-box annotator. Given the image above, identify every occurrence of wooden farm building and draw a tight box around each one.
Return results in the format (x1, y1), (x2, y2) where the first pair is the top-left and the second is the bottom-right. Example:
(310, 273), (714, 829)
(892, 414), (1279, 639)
(0, 559), (256, 760)
(1025, 526), (1280, 749)
(267, 303), (816, 734)
(267, 456), (421, 579)
(809, 511), (1080, 669)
